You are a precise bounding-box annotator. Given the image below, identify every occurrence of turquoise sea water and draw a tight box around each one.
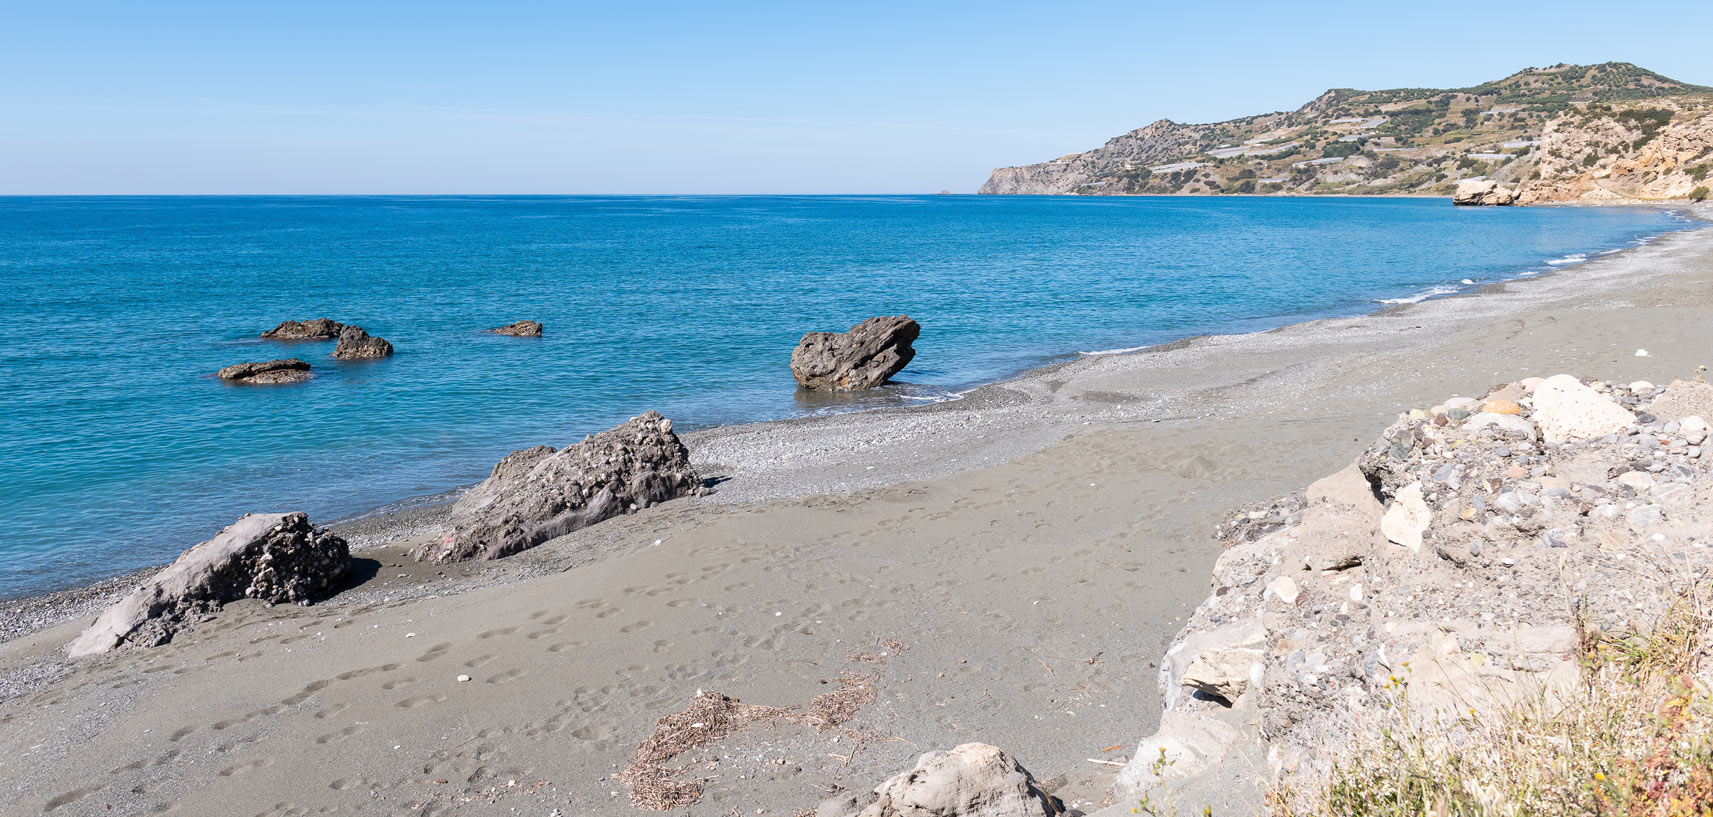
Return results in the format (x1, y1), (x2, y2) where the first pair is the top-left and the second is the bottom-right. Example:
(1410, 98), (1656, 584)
(0, 196), (1692, 596)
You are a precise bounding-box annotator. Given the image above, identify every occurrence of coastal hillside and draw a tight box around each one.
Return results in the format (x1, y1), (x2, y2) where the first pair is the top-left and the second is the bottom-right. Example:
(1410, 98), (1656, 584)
(980, 63), (1713, 203)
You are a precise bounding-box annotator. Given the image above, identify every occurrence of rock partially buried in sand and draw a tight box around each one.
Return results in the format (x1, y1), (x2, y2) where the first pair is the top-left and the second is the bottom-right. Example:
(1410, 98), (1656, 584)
(260, 318), (344, 339)
(68, 512), (349, 657)
(411, 411), (703, 563)
(1532, 374), (1636, 444)
(791, 315), (919, 391)
(332, 326), (394, 359)
(216, 358), (311, 384)
(489, 320), (543, 337)
(1452, 179), (1518, 206)
(1379, 482), (1430, 552)
(816, 743), (1059, 817)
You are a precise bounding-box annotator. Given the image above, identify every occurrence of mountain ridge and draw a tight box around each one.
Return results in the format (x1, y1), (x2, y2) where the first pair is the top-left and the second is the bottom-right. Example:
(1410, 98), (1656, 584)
(979, 63), (1713, 203)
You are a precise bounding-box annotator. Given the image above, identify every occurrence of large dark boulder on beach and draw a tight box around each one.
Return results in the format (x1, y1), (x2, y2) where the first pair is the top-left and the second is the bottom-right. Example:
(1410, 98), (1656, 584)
(411, 411), (703, 563)
(332, 326), (394, 359)
(68, 512), (350, 656)
(261, 318), (344, 339)
(217, 358), (311, 384)
(489, 320), (543, 337)
(790, 315), (919, 391)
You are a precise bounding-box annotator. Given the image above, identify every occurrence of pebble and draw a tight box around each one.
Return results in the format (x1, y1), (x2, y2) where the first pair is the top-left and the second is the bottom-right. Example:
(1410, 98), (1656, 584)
(1627, 506), (1664, 528)
(457, 674), (471, 683)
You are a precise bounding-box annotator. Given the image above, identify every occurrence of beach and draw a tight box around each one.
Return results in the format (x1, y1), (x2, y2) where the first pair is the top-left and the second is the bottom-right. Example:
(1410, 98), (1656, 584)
(2, 213), (1711, 816)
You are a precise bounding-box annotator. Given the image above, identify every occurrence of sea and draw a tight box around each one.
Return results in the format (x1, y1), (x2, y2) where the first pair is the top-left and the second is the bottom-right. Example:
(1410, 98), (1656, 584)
(0, 195), (1694, 597)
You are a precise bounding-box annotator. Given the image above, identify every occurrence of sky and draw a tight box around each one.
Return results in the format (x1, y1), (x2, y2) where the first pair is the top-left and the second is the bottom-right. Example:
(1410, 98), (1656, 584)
(2, 1), (1710, 194)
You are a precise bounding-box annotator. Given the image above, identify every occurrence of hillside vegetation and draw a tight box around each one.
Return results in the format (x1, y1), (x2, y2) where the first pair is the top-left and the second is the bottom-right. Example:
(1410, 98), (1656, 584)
(979, 63), (1713, 203)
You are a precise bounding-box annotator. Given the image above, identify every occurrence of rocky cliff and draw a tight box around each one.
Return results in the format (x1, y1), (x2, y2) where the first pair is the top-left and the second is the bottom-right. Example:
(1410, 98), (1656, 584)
(980, 63), (1713, 202)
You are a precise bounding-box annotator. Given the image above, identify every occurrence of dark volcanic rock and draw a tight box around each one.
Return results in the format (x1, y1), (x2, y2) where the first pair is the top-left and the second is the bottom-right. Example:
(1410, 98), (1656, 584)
(490, 320), (543, 337)
(261, 318), (344, 339)
(332, 326), (394, 359)
(217, 358), (311, 384)
(68, 512), (350, 656)
(410, 411), (702, 563)
(790, 315), (919, 391)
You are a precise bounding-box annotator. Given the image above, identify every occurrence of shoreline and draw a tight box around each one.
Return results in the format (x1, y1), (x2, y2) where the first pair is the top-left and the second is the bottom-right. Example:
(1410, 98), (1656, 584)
(5, 206), (1713, 814)
(3, 203), (1705, 628)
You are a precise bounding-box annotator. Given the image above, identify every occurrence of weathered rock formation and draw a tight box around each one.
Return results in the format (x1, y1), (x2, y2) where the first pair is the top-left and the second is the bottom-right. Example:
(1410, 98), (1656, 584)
(216, 358), (311, 384)
(489, 320), (543, 337)
(260, 318), (344, 339)
(1521, 108), (1713, 203)
(410, 411), (702, 563)
(1113, 374), (1713, 810)
(791, 316), (919, 391)
(68, 512), (349, 656)
(332, 326), (394, 359)
(817, 743), (1062, 817)
(1452, 179), (1518, 206)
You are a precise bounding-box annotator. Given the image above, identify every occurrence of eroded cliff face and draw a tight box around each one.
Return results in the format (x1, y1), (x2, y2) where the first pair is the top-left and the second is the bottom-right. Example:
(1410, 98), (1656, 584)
(1521, 108), (1713, 203)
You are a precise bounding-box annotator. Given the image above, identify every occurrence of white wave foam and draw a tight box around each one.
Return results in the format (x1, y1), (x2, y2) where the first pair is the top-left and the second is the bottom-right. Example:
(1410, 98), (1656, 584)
(1545, 253), (1588, 266)
(1079, 345), (1151, 356)
(1375, 284), (1460, 305)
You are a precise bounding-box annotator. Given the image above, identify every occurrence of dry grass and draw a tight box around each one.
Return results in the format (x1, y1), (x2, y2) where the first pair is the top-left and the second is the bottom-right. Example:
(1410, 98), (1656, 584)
(1274, 584), (1713, 817)
(618, 672), (879, 811)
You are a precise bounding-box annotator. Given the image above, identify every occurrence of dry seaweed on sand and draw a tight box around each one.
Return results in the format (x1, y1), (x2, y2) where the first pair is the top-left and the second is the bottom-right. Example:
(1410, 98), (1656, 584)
(618, 672), (880, 810)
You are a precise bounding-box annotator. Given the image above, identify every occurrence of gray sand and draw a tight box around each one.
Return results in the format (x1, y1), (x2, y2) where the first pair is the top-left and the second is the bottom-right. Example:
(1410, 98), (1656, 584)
(1, 215), (1710, 815)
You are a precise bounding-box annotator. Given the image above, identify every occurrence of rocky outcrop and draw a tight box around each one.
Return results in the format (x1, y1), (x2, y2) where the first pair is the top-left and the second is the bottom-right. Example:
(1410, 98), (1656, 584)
(216, 358), (311, 384)
(817, 743), (1062, 817)
(1452, 179), (1518, 206)
(791, 316), (920, 391)
(68, 513), (349, 656)
(410, 411), (702, 563)
(332, 326), (394, 359)
(1113, 373), (1713, 809)
(489, 320), (543, 337)
(260, 319), (343, 339)
(1520, 108), (1713, 203)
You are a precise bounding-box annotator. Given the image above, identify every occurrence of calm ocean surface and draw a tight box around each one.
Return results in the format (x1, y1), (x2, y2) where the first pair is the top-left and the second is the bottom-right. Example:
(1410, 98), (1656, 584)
(0, 196), (1692, 596)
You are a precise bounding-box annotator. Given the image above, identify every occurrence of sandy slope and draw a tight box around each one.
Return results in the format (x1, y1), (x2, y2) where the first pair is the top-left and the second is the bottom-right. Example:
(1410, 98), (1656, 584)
(1, 215), (1710, 816)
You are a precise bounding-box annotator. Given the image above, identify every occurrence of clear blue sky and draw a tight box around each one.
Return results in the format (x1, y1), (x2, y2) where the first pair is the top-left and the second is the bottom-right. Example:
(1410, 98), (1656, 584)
(2, 1), (1709, 194)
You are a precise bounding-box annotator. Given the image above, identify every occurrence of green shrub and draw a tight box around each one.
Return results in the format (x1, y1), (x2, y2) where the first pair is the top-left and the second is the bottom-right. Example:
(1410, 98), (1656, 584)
(1692, 186), (1710, 202)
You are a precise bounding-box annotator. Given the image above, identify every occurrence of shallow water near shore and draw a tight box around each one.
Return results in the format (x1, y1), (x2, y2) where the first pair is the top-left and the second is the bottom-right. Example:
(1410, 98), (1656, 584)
(0, 195), (1691, 596)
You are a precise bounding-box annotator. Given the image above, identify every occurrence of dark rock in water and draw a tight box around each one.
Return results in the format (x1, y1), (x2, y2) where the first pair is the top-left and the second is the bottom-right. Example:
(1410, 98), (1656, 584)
(217, 358), (311, 384)
(261, 318), (344, 339)
(332, 326), (394, 359)
(68, 512), (349, 656)
(790, 315), (919, 391)
(490, 320), (543, 337)
(411, 411), (702, 563)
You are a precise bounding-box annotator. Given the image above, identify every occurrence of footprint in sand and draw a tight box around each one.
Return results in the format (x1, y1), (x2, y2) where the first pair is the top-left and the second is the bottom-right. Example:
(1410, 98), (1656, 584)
(463, 654), (497, 668)
(544, 640), (586, 653)
(218, 757), (271, 777)
(415, 643), (454, 663)
(43, 785), (101, 812)
(477, 626), (518, 639)
(394, 694), (447, 709)
(619, 620), (652, 634)
(315, 725), (364, 744)
(485, 668), (525, 685)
